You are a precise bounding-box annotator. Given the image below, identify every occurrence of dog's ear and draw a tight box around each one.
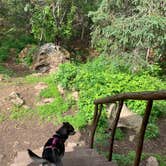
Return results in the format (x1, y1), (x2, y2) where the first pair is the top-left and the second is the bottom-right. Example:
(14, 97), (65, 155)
(63, 122), (69, 125)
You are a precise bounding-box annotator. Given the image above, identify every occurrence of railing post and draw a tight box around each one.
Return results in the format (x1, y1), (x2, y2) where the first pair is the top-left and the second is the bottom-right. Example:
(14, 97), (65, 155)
(134, 100), (153, 166)
(90, 104), (98, 148)
(90, 104), (103, 148)
(108, 100), (124, 161)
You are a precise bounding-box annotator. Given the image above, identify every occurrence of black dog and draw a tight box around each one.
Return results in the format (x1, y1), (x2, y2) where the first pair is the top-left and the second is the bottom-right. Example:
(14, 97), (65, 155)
(28, 122), (75, 166)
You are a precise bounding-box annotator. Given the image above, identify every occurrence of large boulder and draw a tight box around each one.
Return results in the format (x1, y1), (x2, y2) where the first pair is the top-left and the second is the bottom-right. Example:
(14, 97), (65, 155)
(32, 43), (70, 73)
(106, 103), (143, 133)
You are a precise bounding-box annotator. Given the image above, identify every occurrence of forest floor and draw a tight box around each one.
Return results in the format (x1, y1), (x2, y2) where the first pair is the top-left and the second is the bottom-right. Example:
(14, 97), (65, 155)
(0, 61), (165, 166)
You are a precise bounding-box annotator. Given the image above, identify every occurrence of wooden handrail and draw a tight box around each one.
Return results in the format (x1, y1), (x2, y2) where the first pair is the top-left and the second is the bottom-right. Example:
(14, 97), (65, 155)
(94, 90), (166, 104)
(90, 90), (166, 166)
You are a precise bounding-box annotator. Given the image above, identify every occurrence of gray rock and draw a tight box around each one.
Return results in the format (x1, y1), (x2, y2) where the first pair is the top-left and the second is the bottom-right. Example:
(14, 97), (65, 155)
(107, 103), (143, 133)
(36, 98), (54, 106)
(32, 43), (70, 73)
(9, 92), (24, 107)
(34, 82), (48, 91)
(146, 156), (159, 166)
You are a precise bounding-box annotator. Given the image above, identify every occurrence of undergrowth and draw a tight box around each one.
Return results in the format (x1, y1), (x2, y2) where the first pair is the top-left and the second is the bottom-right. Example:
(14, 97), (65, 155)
(112, 151), (166, 166)
(55, 56), (166, 137)
(0, 65), (14, 77)
(25, 73), (72, 125)
(9, 106), (33, 120)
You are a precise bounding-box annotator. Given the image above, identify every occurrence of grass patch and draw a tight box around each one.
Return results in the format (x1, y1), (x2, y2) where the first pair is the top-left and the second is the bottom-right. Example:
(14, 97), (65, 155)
(0, 113), (6, 123)
(25, 72), (56, 84)
(115, 128), (125, 140)
(9, 106), (33, 120)
(112, 151), (146, 166)
(28, 73), (70, 123)
(112, 151), (166, 166)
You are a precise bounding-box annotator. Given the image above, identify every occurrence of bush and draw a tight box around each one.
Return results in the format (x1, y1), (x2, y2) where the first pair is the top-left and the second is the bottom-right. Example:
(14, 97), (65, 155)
(0, 33), (36, 62)
(55, 56), (166, 136)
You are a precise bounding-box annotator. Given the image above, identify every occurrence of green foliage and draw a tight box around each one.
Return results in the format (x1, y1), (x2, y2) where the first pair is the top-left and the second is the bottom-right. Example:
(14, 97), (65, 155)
(113, 152), (166, 166)
(89, 0), (166, 72)
(9, 106), (33, 120)
(153, 154), (166, 166)
(113, 151), (146, 166)
(31, 1), (76, 43)
(115, 128), (125, 141)
(55, 56), (166, 133)
(29, 73), (69, 121)
(55, 62), (78, 89)
(0, 65), (14, 76)
(145, 123), (159, 139)
(0, 33), (36, 62)
(0, 113), (6, 123)
(22, 45), (38, 66)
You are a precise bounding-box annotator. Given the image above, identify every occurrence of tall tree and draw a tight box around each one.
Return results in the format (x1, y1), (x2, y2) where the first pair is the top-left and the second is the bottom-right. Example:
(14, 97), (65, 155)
(89, 0), (166, 71)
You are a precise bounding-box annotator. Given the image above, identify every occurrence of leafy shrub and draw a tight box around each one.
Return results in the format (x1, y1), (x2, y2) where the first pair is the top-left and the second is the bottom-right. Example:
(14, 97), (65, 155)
(145, 123), (159, 139)
(55, 56), (166, 136)
(9, 106), (33, 120)
(0, 33), (36, 62)
(0, 65), (14, 76)
(22, 45), (38, 66)
(89, 0), (166, 72)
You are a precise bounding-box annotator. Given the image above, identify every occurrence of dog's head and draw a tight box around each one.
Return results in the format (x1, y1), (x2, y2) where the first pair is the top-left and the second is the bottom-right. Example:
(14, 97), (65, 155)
(56, 122), (75, 138)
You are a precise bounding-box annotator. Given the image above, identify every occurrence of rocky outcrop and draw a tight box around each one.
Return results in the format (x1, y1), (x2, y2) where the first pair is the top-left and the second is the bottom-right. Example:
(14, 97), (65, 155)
(32, 43), (70, 73)
(18, 43), (70, 73)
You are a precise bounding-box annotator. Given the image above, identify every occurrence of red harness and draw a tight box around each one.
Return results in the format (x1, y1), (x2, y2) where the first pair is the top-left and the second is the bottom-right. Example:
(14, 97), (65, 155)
(44, 137), (59, 150)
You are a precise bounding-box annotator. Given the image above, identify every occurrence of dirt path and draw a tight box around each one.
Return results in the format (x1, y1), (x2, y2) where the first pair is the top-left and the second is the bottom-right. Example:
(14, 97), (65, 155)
(0, 63), (85, 166)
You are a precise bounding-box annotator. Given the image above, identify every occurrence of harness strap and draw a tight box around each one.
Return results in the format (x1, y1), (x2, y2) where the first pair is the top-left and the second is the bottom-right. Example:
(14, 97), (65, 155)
(44, 137), (59, 151)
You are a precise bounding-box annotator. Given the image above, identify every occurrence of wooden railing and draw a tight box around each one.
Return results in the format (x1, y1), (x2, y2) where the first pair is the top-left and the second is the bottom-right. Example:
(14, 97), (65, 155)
(90, 90), (166, 166)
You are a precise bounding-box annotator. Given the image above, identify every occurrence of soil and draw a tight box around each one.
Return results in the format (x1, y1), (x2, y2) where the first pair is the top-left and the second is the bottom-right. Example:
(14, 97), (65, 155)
(0, 61), (165, 166)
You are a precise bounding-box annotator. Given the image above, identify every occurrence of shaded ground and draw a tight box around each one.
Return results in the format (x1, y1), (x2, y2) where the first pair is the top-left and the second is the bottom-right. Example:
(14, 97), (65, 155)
(0, 62), (165, 166)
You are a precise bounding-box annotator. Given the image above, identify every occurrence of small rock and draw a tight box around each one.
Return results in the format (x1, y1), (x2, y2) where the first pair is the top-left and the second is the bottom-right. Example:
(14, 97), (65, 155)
(71, 91), (79, 101)
(9, 92), (24, 107)
(23, 141), (30, 145)
(22, 105), (30, 110)
(146, 156), (159, 166)
(67, 142), (78, 147)
(13, 141), (19, 148)
(36, 98), (54, 106)
(35, 82), (48, 90)
(129, 135), (135, 142)
(0, 74), (4, 81)
(57, 84), (65, 96)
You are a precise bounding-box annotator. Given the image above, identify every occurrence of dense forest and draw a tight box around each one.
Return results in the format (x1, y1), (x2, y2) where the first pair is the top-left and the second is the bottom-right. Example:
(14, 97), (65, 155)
(0, 0), (166, 165)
